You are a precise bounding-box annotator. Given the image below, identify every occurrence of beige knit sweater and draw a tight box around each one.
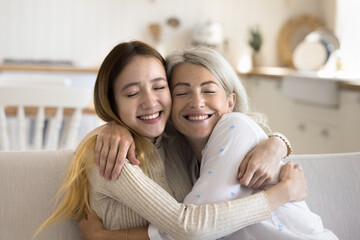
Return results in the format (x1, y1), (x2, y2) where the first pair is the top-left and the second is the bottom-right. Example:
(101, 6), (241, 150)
(88, 133), (271, 240)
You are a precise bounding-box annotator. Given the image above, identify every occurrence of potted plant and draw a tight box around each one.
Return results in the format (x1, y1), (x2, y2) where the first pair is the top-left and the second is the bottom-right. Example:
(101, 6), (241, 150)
(248, 26), (263, 67)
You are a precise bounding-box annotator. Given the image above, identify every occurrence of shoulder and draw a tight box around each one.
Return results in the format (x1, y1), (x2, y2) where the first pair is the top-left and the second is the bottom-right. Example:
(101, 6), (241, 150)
(213, 112), (259, 134)
(219, 112), (255, 125)
(207, 112), (267, 146)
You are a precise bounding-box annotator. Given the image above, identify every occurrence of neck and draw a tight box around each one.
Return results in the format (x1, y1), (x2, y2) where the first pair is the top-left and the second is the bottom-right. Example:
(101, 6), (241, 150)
(185, 136), (208, 163)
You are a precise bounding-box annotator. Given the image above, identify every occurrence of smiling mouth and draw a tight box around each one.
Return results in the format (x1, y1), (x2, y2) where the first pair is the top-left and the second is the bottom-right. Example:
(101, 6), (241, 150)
(185, 114), (213, 121)
(138, 112), (161, 120)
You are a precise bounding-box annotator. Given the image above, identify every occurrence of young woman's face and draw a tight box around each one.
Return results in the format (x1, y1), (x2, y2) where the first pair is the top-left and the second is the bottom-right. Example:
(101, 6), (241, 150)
(113, 55), (171, 141)
(170, 63), (235, 141)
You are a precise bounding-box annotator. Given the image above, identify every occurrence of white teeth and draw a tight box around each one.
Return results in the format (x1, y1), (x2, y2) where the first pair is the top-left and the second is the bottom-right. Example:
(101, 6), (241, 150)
(188, 115), (209, 121)
(139, 112), (160, 120)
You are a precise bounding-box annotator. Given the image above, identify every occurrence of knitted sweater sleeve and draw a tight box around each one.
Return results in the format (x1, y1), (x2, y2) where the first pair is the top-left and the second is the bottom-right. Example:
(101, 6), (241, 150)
(90, 163), (271, 240)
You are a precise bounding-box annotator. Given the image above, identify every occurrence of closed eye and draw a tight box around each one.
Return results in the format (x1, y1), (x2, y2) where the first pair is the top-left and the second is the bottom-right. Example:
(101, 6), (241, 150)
(127, 92), (139, 97)
(175, 92), (188, 96)
(154, 86), (165, 90)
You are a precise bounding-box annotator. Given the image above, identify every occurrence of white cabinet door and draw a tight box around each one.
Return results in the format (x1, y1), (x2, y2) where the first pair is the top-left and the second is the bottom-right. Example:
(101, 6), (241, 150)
(242, 76), (360, 154)
(338, 90), (360, 152)
(242, 76), (291, 133)
(287, 114), (340, 154)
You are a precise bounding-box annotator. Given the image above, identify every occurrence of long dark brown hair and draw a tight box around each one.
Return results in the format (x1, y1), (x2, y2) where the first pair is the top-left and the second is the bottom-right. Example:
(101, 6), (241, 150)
(34, 41), (165, 237)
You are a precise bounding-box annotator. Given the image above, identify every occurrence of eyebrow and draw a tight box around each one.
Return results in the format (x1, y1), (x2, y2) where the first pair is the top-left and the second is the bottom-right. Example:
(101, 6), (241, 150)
(172, 80), (219, 89)
(121, 77), (166, 91)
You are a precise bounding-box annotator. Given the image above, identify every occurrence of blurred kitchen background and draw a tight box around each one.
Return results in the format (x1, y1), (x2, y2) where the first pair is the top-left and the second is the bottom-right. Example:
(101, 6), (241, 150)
(0, 0), (359, 154)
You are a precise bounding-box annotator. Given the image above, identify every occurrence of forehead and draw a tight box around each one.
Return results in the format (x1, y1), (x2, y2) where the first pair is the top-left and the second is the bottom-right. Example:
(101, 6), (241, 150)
(115, 55), (166, 87)
(170, 63), (218, 86)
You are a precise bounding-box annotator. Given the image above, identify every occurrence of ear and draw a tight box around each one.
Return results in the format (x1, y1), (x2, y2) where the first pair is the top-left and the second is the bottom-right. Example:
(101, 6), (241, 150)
(227, 92), (236, 113)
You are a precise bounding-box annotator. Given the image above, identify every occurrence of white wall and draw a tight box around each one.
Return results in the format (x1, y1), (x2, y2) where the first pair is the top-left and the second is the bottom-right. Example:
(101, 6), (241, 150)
(0, 0), (332, 68)
(334, 0), (360, 74)
(319, 0), (336, 30)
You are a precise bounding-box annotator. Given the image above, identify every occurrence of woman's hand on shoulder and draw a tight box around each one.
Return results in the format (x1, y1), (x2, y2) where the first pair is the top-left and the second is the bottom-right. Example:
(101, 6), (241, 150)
(95, 121), (140, 180)
(238, 137), (286, 189)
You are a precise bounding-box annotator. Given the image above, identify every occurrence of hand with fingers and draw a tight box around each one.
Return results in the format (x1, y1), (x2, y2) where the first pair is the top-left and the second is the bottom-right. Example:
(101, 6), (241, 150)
(238, 136), (287, 189)
(95, 121), (140, 180)
(79, 207), (106, 240)
(79, 207), (150, 240)
(279, 161), (307, 202)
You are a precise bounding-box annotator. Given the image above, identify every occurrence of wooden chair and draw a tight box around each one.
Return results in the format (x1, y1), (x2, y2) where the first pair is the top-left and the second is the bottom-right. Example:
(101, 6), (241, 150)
(0, 74), (92, 151)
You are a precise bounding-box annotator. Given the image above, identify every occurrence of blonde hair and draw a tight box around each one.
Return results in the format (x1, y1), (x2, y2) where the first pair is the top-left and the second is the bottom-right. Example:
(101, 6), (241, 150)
(35, 41), (165, 237)
(34, 136), (96, 237)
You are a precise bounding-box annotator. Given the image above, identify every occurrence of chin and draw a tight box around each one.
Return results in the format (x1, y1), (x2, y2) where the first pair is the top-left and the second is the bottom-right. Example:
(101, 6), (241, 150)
(150, 129), (165, 138)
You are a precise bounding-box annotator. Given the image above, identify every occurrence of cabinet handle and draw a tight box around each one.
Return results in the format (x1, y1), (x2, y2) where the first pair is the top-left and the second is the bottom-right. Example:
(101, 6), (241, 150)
(320, 128), (329, 138)
(298, 123), (306, 131)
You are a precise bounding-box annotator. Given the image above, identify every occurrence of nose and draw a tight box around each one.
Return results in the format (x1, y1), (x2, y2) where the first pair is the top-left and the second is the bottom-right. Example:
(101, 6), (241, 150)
(189, 92), (205, 109)
(141, 90), (157, 109)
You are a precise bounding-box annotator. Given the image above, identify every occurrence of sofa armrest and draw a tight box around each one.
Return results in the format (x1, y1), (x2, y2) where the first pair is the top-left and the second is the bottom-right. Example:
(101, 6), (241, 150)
(288, 152), (360, 240)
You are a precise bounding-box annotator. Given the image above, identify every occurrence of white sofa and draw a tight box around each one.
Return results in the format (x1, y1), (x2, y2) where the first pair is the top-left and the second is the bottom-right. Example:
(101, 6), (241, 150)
(0, 150), (359, 240)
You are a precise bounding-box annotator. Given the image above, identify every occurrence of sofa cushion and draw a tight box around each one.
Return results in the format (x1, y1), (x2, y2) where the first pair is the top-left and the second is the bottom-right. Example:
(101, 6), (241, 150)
(1, 150), (359, 240)
(0, 150), (82, 240)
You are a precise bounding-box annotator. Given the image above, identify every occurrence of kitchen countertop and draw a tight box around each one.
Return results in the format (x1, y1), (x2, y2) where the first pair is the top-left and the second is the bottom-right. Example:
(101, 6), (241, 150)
(1, 64), (359, 91)
(238, 67), (360, 91)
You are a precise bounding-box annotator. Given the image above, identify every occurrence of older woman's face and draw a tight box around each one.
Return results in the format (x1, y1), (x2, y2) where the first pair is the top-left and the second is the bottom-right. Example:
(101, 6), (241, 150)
(113, 55), (171, 141)
(170, 63), (235, 141)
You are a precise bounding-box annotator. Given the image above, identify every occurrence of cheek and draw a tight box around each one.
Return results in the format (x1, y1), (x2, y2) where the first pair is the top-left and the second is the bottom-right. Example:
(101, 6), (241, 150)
(115, 98), (133, 122)
(170, 106), (181, 130)
(158, 90), (172, 109)
(164, 93), (172, 110)
(170, 104), (177, 123)
(214, 97), (231, 114)
(170, 99), (182, 117)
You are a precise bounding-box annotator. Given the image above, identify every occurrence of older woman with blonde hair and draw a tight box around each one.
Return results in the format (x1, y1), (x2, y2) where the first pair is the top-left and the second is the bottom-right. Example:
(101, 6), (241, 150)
(145, 46), (337, 239)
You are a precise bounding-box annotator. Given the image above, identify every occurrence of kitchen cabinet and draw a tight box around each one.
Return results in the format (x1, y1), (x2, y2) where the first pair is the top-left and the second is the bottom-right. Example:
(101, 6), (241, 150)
(242, 75), (360, 154)
(338, 90), (360, 152)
